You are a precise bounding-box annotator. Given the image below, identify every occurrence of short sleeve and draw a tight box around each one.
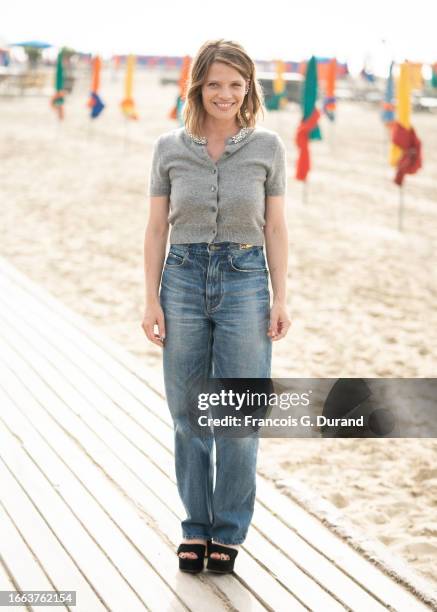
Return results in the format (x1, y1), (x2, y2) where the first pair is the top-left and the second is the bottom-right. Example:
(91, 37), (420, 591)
(265, 137), (286, 196)
(148, 137), (171, 196)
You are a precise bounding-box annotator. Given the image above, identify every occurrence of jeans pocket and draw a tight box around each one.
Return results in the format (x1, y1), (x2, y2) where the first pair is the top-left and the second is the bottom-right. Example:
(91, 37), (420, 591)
(165, 246), (188, 267)
(229, 248), (268, 273)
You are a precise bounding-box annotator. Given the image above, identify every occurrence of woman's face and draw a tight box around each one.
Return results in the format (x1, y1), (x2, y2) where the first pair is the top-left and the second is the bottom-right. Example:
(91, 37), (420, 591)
(201, 61), (247, 123)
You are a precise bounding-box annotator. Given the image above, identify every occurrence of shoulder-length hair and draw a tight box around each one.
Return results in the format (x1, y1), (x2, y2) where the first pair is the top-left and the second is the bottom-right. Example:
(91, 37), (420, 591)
(183, 39), (265, 137)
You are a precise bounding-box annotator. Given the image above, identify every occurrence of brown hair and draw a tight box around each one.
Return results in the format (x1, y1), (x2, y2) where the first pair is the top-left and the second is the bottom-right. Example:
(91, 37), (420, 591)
(183, 39), (265, 137)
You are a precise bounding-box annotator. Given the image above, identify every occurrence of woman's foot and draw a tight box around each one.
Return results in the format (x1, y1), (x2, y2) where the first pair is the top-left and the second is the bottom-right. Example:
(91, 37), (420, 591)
(209, 541), (239, 561)
(206, 542), (240, 573)
(178, 538), (208, 560)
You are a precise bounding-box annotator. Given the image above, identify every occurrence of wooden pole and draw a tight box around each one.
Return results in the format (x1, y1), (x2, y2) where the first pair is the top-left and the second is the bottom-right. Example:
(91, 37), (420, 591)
(398, 185), (404, 232)
(302, 180), (308, 205)
(123, 117), (129, 152)
(329, 119), (335, 154)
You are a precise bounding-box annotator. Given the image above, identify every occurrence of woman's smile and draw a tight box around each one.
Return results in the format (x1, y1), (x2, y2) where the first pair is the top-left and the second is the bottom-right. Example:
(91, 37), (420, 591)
(213, 101), (235, 111)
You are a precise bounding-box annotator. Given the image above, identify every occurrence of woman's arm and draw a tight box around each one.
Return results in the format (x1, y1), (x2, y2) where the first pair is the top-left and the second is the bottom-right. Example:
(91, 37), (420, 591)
(142, 195), (170, 348)
(264, 195), (291, 341)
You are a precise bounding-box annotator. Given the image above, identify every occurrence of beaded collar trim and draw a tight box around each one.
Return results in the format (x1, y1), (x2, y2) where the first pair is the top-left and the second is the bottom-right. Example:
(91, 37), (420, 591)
(186, 127), (252, 145)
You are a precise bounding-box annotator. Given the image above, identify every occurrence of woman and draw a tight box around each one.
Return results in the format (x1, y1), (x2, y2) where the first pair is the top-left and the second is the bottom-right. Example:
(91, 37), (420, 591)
(142, 39), (291, 574)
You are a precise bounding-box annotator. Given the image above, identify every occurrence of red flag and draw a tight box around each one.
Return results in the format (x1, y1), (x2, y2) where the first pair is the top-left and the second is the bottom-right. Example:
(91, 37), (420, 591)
(391, 122), (422, 186)
(295, 109), (320, 181)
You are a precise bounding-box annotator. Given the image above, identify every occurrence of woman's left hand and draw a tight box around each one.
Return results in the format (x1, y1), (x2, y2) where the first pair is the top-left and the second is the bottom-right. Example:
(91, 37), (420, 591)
(268, 301), (291, 341)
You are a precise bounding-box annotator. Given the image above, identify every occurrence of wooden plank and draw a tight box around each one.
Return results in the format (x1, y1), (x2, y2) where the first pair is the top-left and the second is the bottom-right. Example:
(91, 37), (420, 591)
(244, 528), (346, 612)
(0, 461), (107, 612)
(0, 558), (28, 612)
(0, 422), (147, 612)
(255, 478), (433, 612)
(0, 501), (65, 612)
(0, 258), (168, 403)
(0, 261), (434, 610)
(0, 375), (225, 612)
(0, 318), (269, 610)
(252, 502), (386, 611)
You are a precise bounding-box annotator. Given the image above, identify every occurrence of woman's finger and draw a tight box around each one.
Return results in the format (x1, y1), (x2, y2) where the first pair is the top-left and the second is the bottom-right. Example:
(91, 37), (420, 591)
(272, 320), (291, 340)
(143, 321), (161, 345)
(156, 316), (166, 341)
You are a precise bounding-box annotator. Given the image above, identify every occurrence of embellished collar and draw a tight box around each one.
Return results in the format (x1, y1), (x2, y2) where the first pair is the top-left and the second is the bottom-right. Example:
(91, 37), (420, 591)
(186, 126), (252, 145)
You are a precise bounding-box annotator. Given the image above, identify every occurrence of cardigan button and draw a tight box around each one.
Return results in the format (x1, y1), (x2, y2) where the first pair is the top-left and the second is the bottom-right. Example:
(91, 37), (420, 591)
(212, 168), (217, 174)
(211, 186), (216, 192)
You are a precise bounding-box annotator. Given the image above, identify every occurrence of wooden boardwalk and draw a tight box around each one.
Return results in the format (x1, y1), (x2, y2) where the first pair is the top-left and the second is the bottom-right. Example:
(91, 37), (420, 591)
(0, 257), (435, 612)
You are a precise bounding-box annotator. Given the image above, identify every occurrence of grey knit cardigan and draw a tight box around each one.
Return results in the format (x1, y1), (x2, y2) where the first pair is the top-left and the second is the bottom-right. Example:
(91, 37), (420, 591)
(148, 126), (286, 246)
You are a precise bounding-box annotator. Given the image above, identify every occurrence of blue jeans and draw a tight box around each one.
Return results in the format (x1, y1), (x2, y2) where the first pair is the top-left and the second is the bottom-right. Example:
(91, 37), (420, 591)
(159, 242), (272, 545)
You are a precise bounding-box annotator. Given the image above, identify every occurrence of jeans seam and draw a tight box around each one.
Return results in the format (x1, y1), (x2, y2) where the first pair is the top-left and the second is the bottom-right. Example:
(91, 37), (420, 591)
(200, 323), (214, 525)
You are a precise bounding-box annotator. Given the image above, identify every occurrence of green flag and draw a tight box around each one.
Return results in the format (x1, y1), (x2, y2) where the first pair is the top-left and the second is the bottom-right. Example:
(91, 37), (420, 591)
(302, 56), (322, 140)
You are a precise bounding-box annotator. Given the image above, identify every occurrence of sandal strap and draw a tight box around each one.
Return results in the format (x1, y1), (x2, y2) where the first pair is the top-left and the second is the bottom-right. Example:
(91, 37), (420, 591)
(177, 543), (207, 555)
(209, 543), (239, 560)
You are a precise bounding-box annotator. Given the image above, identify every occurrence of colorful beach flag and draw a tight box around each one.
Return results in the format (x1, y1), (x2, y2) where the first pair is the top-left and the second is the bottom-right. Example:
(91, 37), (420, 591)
(295, 56), (321, 182)
(381, 61), (395, 127)
(87, 56), (105, 119)
(120, 55), (138, 120)
(51, 50), (65, 120)
(408, 63), (423, 90)
(432, 63), (437, 88)
(265, 60), (287, 110)
(322, 58), (336, 121)
(390, 63), (422, 186)
(169, 55), (191, 124)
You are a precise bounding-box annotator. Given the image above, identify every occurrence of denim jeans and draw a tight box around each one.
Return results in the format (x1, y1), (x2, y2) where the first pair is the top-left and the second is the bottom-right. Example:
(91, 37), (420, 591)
(159, 242), (272, 545)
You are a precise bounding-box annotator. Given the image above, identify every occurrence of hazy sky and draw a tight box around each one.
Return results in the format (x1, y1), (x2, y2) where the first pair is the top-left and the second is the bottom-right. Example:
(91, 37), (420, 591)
(3, 0), (436, 74)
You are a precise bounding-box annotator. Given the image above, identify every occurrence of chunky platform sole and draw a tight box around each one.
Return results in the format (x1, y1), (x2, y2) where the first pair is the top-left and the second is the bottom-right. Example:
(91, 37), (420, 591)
(176, 539), (212, 573)
(206, 543), (239, 574)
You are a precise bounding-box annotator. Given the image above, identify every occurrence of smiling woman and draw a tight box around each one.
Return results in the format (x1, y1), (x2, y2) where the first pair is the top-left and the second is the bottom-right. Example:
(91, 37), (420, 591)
(143, 38), (291, 577)
(183, 40), (264, 140)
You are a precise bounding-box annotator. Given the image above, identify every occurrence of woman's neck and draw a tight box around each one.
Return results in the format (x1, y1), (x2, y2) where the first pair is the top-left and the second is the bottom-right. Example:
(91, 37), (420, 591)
(202, 116), (241, 142)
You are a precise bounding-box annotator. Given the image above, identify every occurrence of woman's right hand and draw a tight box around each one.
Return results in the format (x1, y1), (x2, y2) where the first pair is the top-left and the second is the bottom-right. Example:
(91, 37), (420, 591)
(142, 300), (166, 348)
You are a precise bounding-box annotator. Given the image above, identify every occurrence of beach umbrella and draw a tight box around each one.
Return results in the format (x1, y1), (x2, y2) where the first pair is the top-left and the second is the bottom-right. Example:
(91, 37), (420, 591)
(295, 56), (321, 190)
(10, 41), (52, 49)
(381, 61), (395, 127)
(87, 56), (105, 119)
(322, 58), (336, 121)
(169, 55), (191, 124)
(50, 50), (65, 120)
(120, 55), (138, 120)
(390, 63), (422, 230)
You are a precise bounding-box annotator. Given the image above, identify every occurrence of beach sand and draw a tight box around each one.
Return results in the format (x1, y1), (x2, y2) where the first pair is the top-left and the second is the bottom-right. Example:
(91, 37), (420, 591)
(1, 68), (436, 586)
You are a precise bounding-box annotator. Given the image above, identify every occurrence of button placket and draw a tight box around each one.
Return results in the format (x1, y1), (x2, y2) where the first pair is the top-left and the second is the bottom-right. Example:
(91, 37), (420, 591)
(210, 165), (218, 238)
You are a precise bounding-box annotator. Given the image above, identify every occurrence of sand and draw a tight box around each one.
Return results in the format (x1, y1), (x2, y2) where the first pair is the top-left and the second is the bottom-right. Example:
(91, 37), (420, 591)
(1, 67), (436, 587)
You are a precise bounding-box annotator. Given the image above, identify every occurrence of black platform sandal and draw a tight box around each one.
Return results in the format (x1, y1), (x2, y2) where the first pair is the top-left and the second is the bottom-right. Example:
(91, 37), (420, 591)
(176, 540), (212, 573)
(206, 543), (239, 574)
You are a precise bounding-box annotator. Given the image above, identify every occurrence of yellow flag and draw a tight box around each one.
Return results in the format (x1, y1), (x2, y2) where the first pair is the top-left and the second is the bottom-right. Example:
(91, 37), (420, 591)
(409, 63), (423, 90)
(273, 60), (286, 95)
(390, 63), (411, 166)
(121, 54), (138, 120)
